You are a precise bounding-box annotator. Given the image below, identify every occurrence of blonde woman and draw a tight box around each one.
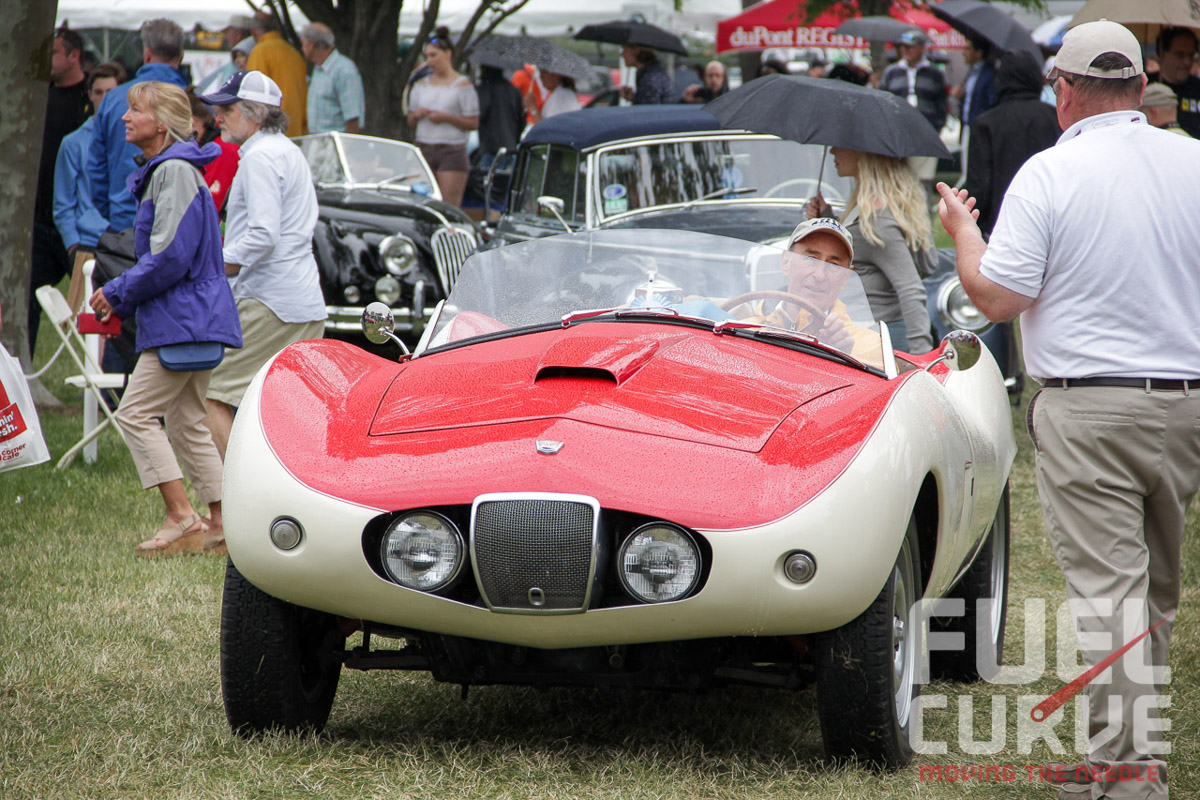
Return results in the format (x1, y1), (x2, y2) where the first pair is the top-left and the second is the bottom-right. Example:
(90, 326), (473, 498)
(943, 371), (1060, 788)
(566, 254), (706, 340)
(808, 148), (934, 353)
(89, 81), (241, 556)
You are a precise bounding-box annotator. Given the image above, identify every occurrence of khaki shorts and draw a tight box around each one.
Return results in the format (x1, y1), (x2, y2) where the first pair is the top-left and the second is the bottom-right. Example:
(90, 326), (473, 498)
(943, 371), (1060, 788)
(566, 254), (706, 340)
(206, 297), (325, 408)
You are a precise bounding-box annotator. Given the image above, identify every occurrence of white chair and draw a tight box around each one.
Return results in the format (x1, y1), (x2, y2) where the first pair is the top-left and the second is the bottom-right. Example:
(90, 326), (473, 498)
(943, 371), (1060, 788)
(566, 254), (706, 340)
(34, 282), (127, 469)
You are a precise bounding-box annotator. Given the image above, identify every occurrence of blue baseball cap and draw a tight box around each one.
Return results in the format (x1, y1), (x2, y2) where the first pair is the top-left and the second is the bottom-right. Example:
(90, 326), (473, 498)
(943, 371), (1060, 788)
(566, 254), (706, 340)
(200, 70), (282, 107)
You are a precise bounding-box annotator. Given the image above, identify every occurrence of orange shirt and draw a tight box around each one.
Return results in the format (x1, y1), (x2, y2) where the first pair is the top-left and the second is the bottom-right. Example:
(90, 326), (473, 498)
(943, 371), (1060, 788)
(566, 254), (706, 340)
(246, 32), (308, 137)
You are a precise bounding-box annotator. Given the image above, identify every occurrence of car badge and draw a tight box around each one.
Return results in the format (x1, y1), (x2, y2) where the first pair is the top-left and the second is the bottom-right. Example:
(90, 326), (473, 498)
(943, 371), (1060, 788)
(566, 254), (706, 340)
(536, 440), (564, 455)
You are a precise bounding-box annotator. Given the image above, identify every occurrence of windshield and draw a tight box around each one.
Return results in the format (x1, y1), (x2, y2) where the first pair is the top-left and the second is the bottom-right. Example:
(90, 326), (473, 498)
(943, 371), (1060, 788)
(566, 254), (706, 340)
(296, 134), (437, 195)
(594, 137), (852, 220)
(422, 229), (888, 372)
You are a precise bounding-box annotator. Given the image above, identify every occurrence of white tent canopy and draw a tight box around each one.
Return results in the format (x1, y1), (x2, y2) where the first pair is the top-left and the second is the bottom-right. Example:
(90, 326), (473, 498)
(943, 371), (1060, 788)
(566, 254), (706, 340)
(56, 0), (735, 40)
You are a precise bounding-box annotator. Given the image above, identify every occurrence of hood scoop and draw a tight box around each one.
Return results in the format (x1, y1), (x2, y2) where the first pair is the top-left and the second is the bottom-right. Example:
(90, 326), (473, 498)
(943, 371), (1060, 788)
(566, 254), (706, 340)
(535, 366), (619, 384)
(534, 334), (663, 385)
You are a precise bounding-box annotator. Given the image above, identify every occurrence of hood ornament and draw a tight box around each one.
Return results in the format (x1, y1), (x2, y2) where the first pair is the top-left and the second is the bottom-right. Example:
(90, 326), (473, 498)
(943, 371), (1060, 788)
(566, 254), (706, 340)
(536, 440), (564, 455)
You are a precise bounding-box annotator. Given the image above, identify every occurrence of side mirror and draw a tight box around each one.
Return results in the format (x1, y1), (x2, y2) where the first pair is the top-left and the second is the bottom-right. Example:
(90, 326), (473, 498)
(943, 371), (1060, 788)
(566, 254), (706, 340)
(537, 195), (571, 233)
(927, 330), (982, 373)
(362, 302), (409, 355)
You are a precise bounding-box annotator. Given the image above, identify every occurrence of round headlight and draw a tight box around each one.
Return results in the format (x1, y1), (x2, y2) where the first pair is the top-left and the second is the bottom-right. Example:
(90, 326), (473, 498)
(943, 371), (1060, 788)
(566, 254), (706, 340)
(374, 275), (401, 306)
(378, 235), (418, 277)
(380, 511), (464, 592)
(937, 277), (992, 332)
(618, 523), (701, 603)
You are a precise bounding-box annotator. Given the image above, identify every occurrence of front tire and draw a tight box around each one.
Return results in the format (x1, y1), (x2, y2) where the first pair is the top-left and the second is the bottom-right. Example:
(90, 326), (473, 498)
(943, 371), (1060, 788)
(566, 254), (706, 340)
(220, 560), (346, 736)
(931, 483), (1010, 682)
(815, 517), (922, 770)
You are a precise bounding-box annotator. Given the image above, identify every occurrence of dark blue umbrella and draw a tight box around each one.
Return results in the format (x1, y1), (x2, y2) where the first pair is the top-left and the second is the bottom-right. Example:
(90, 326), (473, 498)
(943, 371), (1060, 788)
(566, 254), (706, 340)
(574, 19), (688, 56)
(930, 0), (1043, 60)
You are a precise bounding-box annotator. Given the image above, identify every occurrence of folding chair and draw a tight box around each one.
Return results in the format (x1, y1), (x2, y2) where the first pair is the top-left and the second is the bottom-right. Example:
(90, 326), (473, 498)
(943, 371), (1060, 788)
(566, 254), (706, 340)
(34, 283), (127, 469)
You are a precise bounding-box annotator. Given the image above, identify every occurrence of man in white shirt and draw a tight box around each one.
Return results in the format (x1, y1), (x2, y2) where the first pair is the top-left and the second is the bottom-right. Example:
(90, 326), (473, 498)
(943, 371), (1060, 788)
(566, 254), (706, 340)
(200, 71), (327, 458)
(937, 21), (1200, 800)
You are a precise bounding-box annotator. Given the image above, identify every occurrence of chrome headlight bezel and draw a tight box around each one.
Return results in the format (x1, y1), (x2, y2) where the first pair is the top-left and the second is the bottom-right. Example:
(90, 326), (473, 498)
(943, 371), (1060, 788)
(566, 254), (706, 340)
(936, 276), (993, 333)
(378, 234), (419, 277)
(617, 522), (702, 604)
(379, 510), (465, 592)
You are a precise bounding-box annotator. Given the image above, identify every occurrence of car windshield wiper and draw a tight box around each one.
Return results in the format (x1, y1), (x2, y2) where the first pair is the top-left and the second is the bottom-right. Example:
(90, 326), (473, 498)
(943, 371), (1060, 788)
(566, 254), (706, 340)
(679, 185), (758, 211)
(370, 173), (424, 189)
(713, 319), (871, 371)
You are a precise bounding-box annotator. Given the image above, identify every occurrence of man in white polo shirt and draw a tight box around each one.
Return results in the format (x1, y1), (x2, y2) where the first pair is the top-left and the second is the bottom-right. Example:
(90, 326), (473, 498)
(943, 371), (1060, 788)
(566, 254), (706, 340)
(199, 71), (327, 458)
(937, 20), (1200, 800)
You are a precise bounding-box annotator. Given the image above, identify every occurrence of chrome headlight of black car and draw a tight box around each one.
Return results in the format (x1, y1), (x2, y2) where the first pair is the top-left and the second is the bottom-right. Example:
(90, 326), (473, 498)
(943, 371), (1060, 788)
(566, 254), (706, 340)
(618, 523), (702, 603)
(936, 276), (992, 333)
(378, 234), (419, 277)
(380, 511), (465, 592)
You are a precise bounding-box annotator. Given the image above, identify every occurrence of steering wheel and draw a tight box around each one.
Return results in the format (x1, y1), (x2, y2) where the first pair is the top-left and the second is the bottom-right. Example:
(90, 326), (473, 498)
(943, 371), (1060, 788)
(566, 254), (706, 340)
(720, 290), (828, 329)
(763, 178), (844, 202)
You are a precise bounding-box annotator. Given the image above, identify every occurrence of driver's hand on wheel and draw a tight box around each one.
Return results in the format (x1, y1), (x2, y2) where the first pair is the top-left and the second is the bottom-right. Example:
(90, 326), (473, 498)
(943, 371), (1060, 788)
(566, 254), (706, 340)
(812, 311), (853, 352)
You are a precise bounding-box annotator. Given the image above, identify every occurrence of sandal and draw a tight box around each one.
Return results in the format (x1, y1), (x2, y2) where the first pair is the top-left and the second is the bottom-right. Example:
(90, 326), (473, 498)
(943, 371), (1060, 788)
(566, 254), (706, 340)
(202, 529), (227, 557)
(135, 513), (207, 557)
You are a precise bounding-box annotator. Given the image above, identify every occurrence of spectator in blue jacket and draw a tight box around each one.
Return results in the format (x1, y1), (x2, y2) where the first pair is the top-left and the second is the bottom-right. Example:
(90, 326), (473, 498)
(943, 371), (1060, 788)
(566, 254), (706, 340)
(53, 63), (125, 259)
(955, 37), (998, 131)
(87, 18), (187, 233)
(88, 82), (242, 558)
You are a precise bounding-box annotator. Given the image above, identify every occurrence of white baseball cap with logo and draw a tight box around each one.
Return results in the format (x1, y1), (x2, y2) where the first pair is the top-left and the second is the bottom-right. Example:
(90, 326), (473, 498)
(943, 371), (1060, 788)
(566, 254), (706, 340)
(788, 217), (855, 261)
(200, 70), (283, 107)
(1055, 19), (1144, 79)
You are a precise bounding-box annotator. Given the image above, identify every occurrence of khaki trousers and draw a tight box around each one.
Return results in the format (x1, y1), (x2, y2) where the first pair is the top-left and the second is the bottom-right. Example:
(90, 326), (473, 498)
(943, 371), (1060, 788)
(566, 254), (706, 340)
(1030, 385), (1200, 799)
(115, 349), (223, 504)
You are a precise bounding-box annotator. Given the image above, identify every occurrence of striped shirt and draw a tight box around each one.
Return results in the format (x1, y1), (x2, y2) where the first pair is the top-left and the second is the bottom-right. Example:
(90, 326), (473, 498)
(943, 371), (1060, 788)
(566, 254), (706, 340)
(307, 49), (365, 134)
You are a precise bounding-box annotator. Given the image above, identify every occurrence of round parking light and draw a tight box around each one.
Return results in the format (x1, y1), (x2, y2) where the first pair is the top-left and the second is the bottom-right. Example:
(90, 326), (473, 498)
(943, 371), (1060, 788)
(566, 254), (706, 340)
(270, 517), (303, 550)
(783, 551), (817, 584)
(380, 511), (464, 592)
(618, 523), (701, 603)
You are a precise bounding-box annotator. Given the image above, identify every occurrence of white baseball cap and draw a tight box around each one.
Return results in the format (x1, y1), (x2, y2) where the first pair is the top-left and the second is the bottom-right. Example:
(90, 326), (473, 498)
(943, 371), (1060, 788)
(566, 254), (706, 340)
(788, 217), (854, 261)
(1055, 19), (1143, 79)
(200, 70), (283, 107)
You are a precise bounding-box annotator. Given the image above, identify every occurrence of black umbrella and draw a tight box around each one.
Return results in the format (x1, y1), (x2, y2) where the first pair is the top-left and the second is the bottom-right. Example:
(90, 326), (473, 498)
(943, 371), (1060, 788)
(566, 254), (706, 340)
(574, 19), (688, 56)
(834, 16), (921, 43)
(704, 74), (951, 159)
(469, 35), (592, 82)
(929, 0), (1042, 60)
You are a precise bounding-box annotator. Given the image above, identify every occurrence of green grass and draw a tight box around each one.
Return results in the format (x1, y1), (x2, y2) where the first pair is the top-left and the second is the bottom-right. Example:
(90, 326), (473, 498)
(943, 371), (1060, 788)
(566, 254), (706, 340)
(2, 309), (1198, 799)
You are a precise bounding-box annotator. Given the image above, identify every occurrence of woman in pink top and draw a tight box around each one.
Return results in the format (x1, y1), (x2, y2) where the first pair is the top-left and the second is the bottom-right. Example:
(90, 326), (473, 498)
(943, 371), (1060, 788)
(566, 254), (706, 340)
(406, 27), (479, 206)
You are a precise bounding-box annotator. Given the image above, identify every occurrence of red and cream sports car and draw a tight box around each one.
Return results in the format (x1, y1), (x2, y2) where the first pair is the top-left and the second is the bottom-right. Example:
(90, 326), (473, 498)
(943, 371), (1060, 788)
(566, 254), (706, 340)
(220, 229), (1016, 769)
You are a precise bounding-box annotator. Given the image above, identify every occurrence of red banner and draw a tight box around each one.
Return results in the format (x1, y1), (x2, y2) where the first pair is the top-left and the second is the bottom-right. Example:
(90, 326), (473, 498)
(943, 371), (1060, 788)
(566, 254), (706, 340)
(717, 0), (965, 55)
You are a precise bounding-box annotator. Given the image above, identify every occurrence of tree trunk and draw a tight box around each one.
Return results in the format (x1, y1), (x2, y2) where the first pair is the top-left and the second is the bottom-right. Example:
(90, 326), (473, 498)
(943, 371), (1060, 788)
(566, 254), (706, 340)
(0, 0), (60, 405)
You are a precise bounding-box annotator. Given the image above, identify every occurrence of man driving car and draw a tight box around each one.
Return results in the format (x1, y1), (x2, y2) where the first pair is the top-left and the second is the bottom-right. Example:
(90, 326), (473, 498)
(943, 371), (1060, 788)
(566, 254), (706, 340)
(738, 217), (883, 364)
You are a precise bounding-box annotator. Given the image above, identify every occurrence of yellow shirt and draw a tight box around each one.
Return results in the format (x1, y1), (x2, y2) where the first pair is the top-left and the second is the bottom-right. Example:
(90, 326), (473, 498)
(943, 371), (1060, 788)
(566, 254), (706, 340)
(246, 32), (309, 137)
(742, 299), (884, 367)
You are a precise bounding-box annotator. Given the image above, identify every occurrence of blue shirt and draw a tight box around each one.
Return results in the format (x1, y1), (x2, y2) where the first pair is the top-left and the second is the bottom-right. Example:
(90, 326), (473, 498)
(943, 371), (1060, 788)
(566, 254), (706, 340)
(53, 118), (108, 251)
(307, 50), (365, 134)
(87, 62), (187, 232)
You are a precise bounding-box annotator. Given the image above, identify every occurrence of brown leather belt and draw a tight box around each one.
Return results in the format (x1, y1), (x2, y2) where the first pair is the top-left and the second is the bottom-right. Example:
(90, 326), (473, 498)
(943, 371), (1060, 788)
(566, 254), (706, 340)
(1043, 377), (1195, 391)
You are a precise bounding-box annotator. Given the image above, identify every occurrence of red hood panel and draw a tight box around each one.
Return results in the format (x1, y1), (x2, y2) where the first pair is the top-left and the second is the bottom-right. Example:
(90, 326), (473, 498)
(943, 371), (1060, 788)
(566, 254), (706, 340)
(369, 326), (850, 453)
(259, 336), (901, 529)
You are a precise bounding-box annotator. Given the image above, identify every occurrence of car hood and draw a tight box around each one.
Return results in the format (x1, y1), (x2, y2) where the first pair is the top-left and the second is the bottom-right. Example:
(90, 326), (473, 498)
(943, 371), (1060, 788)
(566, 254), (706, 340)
(256, 335), (903, 528)
(369, 324), (849, 452)
(605, 204), (802, 244)
(319, 187), (469, 222)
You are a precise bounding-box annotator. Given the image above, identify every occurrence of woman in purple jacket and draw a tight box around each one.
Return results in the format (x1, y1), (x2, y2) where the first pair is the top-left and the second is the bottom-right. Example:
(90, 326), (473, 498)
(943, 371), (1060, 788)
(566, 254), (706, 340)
(89, 82), (242, 557)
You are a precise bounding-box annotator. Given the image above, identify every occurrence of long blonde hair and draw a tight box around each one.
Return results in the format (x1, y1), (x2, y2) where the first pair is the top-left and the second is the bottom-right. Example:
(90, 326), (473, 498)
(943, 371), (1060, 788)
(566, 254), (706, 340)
(841, 151), (933, 252)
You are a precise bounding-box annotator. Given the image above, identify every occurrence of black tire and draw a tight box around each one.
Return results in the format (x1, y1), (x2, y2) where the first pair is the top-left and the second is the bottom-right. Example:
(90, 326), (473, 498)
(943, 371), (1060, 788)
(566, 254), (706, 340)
(815, 517), (921, 770)
(220, 560), (346, 736)
(930, 483), (1010, 682)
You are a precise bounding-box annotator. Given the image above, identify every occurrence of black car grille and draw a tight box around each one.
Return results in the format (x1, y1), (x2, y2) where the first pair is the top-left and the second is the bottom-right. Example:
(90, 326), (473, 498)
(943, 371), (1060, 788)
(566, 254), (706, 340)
(472, 497), (597, 613)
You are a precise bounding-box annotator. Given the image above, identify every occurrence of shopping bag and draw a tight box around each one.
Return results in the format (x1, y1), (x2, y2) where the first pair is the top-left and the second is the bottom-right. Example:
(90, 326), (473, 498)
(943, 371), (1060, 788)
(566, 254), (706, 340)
(0, 344), (51, 472)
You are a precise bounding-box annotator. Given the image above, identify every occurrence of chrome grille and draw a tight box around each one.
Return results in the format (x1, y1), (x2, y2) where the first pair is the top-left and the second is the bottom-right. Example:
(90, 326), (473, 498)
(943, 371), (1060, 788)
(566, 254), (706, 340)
(432, 227), (476, 294)
(471, 494), (599, 614)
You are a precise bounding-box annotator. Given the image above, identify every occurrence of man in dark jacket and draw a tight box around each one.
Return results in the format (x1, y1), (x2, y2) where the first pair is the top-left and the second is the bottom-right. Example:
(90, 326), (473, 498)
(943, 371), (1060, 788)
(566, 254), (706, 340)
(475, 65), (525, 167)
(964, 50), (1061, 237)
(880, 30), (947, 133)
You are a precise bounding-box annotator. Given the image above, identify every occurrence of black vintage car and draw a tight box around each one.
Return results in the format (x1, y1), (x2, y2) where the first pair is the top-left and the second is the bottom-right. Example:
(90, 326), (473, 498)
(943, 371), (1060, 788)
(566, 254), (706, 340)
(295, 133), (478, 340)
(485, 106), (1021, 400)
